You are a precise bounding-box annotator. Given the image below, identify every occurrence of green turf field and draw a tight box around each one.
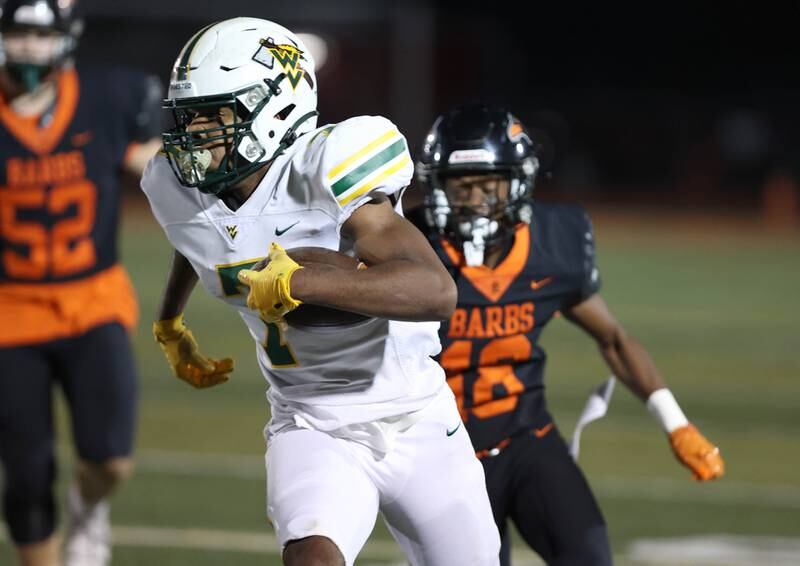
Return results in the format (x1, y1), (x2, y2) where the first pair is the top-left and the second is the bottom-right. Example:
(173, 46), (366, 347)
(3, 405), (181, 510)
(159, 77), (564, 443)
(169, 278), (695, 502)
(2, 203), (799, 565)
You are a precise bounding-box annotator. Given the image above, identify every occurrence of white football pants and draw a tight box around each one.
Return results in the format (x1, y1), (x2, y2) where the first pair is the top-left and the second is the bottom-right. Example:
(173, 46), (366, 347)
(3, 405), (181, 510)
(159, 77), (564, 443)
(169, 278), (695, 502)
(265, 389), (500, 565)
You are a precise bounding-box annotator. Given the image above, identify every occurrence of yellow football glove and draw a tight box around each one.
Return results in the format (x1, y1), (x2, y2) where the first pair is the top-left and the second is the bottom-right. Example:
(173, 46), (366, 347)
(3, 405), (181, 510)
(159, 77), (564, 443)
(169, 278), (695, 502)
(152, 314), (234, 389)
(237, 242), (304, 322)
(669, 424), (725, 481)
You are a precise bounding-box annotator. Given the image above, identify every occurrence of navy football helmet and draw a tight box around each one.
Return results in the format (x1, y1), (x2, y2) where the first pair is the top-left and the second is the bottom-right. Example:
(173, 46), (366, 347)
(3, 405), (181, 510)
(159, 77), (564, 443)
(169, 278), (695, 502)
(416, 103), (540, 266)
(0, 0), (82, 90)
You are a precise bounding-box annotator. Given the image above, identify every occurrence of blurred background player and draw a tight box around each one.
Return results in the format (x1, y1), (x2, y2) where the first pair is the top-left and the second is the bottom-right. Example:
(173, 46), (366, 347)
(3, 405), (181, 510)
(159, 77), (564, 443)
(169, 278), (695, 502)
(143, 17), (499, 566)
(411, 102), (726, 565)
(0, 1), (162, 565)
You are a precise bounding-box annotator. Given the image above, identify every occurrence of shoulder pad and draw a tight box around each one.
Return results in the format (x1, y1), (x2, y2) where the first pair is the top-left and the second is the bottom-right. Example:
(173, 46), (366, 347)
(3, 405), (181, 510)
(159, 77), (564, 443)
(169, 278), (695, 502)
(318, 115), (412, 207)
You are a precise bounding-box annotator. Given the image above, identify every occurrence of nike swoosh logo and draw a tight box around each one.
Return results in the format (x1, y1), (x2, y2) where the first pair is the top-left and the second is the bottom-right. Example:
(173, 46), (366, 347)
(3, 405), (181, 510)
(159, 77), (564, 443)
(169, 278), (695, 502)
(533, 422), (554, 438)
(71, 130), (93, 147)
(530, 276), (554, 291)
(446, 422), (462, 437)
(274, 221), (299, 236)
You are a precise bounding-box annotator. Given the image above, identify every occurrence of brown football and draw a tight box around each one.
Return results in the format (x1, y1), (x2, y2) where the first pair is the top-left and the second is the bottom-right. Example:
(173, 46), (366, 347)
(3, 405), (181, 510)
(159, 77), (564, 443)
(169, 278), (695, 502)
(284, 304), (370, 328)
(283, 246), (370, 328)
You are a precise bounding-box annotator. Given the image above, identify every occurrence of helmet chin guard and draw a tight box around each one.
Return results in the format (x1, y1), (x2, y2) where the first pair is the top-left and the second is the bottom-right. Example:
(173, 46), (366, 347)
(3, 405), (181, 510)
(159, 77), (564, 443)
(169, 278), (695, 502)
(460, 216), (500, 267)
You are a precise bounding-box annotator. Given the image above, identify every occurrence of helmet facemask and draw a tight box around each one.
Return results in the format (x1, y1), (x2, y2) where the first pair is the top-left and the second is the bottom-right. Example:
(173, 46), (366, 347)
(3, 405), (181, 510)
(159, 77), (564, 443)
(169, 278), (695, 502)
(423, 159), (538, 266)
(163, 79), (311, 196)
(1, 27), (78, 90)
(162, 85), (276, 195)
(416, 103), (541, 266)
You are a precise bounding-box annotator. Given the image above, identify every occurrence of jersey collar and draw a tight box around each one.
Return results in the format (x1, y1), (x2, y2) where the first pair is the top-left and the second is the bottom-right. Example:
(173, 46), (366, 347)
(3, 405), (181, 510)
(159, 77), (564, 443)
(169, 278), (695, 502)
(441, 223), (530, 302)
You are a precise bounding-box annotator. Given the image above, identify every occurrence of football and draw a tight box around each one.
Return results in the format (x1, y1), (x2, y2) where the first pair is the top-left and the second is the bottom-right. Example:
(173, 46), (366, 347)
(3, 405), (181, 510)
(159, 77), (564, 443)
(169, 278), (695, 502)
(285, 303), (370, 328)
(283, 246), (371, 328)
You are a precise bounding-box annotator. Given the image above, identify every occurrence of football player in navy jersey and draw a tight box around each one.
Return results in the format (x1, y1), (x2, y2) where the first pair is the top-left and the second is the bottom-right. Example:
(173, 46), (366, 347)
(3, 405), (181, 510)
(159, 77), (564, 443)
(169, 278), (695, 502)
(0, 1), (162, 565)
(412, 103), (726, 565)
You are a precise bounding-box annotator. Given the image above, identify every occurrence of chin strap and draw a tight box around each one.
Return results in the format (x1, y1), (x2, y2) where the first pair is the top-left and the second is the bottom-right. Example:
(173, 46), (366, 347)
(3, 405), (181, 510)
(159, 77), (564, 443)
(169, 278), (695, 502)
(270, 110), (320, 160)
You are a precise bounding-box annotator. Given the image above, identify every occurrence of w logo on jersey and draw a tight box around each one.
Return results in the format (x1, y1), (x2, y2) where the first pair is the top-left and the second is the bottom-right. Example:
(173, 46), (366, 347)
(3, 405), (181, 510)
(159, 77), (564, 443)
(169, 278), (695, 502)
(256, 38), (306, 91)
(225, 225), (238, 240)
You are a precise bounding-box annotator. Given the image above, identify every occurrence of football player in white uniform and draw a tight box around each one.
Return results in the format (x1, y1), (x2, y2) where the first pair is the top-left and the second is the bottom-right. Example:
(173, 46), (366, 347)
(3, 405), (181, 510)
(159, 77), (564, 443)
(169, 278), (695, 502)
(141, 17), (500, 566)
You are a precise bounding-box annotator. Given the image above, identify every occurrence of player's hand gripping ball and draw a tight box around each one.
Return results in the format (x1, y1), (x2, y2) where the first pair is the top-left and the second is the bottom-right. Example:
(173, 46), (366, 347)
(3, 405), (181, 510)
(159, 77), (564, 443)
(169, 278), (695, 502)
(669, 424), (725, 481)
(152, 314), (234, 388)
(237, 242), (304, 322)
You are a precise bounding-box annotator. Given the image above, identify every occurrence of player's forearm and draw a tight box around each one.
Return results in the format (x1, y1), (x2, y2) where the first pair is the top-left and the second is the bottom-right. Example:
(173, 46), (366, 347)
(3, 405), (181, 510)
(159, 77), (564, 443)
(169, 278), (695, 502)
(155, 250), (199, 320)
(611, 333), (722, 480)
(286, 247), (361, 270)
(600, 330), (665, 401)
(291, 259), (456, 321)
(603, 329), (698, 437)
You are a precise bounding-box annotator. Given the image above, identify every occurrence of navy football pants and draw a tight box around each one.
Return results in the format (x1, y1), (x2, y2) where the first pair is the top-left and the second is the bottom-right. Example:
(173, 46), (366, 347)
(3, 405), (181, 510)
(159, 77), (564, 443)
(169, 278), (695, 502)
(481, 425), (613, 566)
(0, 322), (138, 544)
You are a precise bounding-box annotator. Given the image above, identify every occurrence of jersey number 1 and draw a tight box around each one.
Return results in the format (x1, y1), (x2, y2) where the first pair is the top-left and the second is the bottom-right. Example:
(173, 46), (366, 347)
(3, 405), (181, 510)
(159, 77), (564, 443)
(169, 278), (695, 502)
(216, 260), (299, 367)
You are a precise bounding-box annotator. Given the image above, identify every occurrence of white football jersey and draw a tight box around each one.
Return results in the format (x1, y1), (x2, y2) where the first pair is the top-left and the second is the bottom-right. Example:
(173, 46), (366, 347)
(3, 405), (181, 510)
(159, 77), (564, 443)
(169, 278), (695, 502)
(141, 115), (446, 435)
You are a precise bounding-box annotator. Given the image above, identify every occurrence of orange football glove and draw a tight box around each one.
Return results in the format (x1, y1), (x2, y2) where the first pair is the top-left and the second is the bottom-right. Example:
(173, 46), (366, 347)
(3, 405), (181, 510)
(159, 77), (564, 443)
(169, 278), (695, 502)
(669, 424), (725, 481)
(153, 314), (234, 389)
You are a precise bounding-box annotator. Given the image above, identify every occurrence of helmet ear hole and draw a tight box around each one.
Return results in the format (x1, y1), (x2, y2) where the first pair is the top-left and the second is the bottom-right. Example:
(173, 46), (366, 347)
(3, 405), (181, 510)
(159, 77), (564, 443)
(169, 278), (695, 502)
(268, 131), (275, 138)
(275, 104), (295, 121)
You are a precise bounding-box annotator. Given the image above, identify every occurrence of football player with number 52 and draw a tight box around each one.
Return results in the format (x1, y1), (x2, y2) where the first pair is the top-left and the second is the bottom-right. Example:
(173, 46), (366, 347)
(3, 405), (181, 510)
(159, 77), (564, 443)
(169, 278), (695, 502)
(0, 1), (162, 565)
(142, 17), (501, 566)
(412, 103), (726, 566)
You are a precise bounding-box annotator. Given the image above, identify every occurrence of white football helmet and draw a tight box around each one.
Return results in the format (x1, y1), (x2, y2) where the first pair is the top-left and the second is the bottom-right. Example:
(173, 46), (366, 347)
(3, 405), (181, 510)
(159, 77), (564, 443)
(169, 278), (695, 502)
(162, 17), (319, 195)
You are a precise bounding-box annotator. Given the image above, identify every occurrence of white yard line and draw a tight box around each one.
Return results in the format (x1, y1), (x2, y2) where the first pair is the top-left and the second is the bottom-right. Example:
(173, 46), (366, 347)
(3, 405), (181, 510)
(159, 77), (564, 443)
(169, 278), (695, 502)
(627, 535), (800, 566)
(0, 524), (543, 563)
(111, 526), (402, 560)
(591, 476), (800, 509)
(10, 447), (789, 566)
(135, 448), (264, 480)
(3, 526), (797, 565)
(129, 448), (800, 510)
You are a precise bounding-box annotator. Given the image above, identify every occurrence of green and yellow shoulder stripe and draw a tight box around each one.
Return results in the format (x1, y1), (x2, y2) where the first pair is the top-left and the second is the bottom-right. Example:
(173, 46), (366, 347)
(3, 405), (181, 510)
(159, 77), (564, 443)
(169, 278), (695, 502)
(323, 116), (412, 207)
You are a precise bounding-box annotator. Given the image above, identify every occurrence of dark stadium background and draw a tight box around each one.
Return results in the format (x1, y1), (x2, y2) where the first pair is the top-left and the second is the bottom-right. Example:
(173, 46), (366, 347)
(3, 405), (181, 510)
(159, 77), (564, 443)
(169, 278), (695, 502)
(79, 0), (800, 217)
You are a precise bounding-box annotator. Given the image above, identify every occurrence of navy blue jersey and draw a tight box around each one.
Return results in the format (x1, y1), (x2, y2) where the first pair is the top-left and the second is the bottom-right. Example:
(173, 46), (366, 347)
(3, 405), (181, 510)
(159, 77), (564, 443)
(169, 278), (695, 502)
(426, 203), (601, 451)
(0, 64), (161, 284)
